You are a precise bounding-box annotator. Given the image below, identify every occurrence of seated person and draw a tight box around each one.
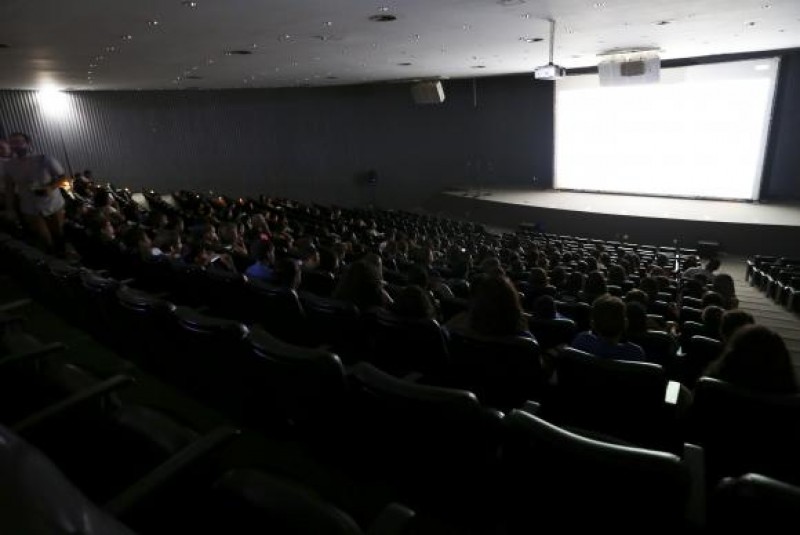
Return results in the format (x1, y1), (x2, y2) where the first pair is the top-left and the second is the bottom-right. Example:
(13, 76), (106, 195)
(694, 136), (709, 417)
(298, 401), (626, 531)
(720, 309), (755, 344)
(712, 273), (739, 310)
(152, 230), (183, 258)
(272, 257), (301, 290)
(705, 324), (798, 395)
(333, 260), (392, 311)
(572, 295), (647, 361)
(245, 239), (275, 282)
(447, 273), (533, 339)
(391, 285), (436, 320)
(530, 294), (567, 321)
(701, 305), (725, 340)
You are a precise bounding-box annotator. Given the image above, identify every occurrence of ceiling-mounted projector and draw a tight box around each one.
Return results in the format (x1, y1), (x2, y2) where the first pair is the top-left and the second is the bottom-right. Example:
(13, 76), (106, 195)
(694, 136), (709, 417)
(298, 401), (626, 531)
(533, 19), (566, 81)
(534, 63), (566, 80)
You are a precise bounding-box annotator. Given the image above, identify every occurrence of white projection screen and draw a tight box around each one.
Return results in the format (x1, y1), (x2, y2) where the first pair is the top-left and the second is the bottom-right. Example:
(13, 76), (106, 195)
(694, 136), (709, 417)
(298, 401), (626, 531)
(554, 58), (780, 200)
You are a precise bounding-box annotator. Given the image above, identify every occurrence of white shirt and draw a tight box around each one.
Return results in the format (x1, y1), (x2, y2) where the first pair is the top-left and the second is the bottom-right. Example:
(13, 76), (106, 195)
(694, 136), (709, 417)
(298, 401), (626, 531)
(3, 154), (65, 216)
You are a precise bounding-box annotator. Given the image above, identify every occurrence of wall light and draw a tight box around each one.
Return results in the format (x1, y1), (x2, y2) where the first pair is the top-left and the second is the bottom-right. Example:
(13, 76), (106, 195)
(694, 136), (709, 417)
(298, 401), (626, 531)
(37, 87), (70, 118)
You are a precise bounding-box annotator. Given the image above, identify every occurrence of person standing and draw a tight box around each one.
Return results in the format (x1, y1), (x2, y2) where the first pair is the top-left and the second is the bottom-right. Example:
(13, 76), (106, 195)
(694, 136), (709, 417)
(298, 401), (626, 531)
(2, 133), (67, 255)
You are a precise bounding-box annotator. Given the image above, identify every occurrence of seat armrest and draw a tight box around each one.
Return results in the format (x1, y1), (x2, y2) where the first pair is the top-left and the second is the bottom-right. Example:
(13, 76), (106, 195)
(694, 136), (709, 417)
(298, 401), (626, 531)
(12, 374), (134, 434)
(521, 400), (542, 415)
(401, 372), (424, 383)
(682, 442), (706, 530)
(366, 502), (416, 535)
(0, 341), (65, 371)
(0, 298), (33, 313)
(105, 426), (240, 517)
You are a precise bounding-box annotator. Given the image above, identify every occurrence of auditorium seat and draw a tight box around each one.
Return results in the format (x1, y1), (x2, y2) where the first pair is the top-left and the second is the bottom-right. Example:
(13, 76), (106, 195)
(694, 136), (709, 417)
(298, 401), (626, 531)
(300, 269), (337, 297)
(499, 410), (700, 531)
(676, 335), (723, 387)
(363, 308), (450, 381)
(628, 330), (678, 369)
(687, 377), (800, 487)
(345, 363), (502, 515)
(528, 317), (577, 351)
(711, 473), (800, 531)
(201, 469), (416, 535)
(243, 280), (307, 345)
(111, 285), (177, 369)
(447, 328), (546, 410)
(544, 346), (681, 451)
(680, 306), (704, 324)
(244, 326), (347, 432)
(555, 301), (591, 332)
(299, 293), (363, 363)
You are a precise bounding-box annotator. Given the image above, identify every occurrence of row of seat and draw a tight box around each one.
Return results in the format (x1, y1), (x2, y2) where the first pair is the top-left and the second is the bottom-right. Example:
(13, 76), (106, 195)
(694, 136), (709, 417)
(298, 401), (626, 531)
(747, 255), (800, 313)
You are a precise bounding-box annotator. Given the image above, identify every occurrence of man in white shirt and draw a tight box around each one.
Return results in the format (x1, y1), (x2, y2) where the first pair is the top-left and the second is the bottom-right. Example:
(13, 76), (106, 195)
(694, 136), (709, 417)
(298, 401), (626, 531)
(2, 132), (67, 255)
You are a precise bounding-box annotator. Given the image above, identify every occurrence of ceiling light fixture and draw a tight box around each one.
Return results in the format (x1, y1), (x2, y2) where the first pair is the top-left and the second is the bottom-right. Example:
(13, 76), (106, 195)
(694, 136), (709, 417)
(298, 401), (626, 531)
(147, 20), (160, 27)
(121, 34), (133, 41)
(181, 1), (198, 7)
(520, 37), (544, 43)
(369, 14), (397, 22)
(225, 50), (253, 55)
(655, 20), (672, 26)
(472, 65), (486, 69)
(278, 34), (292, 41)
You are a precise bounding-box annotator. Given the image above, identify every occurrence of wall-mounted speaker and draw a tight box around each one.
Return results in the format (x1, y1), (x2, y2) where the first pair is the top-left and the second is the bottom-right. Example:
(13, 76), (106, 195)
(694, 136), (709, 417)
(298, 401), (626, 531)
(411, 81), (446, 104)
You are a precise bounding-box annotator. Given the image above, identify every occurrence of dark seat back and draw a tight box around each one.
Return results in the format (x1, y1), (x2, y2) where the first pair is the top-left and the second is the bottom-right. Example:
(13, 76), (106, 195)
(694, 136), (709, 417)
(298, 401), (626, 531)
(298, 293), (363, 363)
(555, 301), (591, 331)
(678, 335), (723, 387)
(447, 329), (545, 410)
(547, 347), (673, 449)
(528, 317), (576, 351)
(245, 327), (347, 430)
(500, 410), (691, 531)
(688, 377), (800, 486)
(365, 309), (450, 380)
(244, 280), (307, 345)
(628, 330), (677, 368)
(712, 473), (800, 530)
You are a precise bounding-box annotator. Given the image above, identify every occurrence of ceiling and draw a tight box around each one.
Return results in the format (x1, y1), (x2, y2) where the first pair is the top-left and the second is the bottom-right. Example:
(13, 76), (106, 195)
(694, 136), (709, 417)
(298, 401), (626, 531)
(0, 0), (798, 90)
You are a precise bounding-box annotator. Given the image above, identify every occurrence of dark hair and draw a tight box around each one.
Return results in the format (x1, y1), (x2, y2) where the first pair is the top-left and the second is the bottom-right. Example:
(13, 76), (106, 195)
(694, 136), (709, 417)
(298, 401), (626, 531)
(564, 272), (585, 296)
(712, 273), (736, 307)
(591, 294), (627, 340)
(607, 264), (627, 286)
(625, 301), (648, 336)
(701, 305), (725, 338)
(584, 270), (608, 300)
(550, 266), (567, 288)
(273, 257), (301, 290)
(625, 289), (649, 306)
(706, 258), (721, 272)
(250, 239), (275, 262)
(531, 294), (557, 320)
(333, 261), (386, 310)
(640, 277), (659, 300)
(720, 309), (755, 342)
(706, 325), (797, 394)
(701, 291), (725, 308)
(406, 264), (430, 288)
(9, 132), (31, 143)
(318, 247), (339, 272)
(391, 285), (436, 320)
(468, 274), (527, 337)
(528, 267), (548, 288)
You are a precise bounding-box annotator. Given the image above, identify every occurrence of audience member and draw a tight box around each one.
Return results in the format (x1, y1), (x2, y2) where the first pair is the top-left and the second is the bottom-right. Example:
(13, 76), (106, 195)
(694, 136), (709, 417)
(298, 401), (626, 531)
(572, 295), (646, 361)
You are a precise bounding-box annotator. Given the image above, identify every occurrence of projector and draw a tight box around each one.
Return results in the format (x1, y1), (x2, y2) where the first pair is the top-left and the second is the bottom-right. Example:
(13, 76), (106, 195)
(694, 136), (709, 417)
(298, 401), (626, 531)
(534, 63), (567, 81)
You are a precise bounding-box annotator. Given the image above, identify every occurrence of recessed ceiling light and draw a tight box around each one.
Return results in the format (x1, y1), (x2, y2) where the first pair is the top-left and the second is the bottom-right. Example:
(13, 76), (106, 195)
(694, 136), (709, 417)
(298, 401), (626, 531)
(207, 58), (215, 64)
(522, 13), (531, 19)
(369, 14), (397, 22)
(105, 45), (117, 52)
(398, 62), (413, 66)
(278, 34), (292, 41)
(462, 24), (472, 30)
(121, 34), (133, 41)
(225, 50), (253, 55)
(413, 34), (421, 40)
(378, 6), (390, 12)
(655, 20), (672, 26)
(324, 21), (333, 26)
(745, 21), (757, 27)
(471, 65), (486, 69)
(520, 37), (544, 43)
(147, 20), (160, 27)
(181, 1), (198, 7)
(89, 63), (97, 68)
(593, 2), (606, 7)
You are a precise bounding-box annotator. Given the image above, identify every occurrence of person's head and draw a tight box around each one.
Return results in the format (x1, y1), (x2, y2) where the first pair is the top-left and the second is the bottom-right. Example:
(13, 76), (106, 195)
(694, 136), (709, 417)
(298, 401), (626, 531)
(528, 267), (548, 288)
(407, 264), (430, 288)
(318, 247), (340, 273)
(89, 213), (115, 240)
(185, 241), (213, 267)
(607, 264), (627, 286)
(591, 295), (627, 343)
(531, 294), (557, 320)
(706, 258), (721, 273)
(333, 260), (386, 310)
(362, 253), (383, 278)
(720, 309), (756, 343)
(708, 325), (797, 395)
(0, 139), (10, 158)
(640, 276), (659, 300)
(273, 257), (301, 290)
(123, 227), (152, 258)
(391, 285), (436, 320)
(565, 272), (585, 295)
(468, 274), (526, 337)
(712, 273), (736, 301)
(8, 132), (32, 158)
(154, 230), (182, 256)
(218, 222), (240, 246)
(625, 301), (648, 337)
(702, 291), (725, 308)
(701, 305), (725, 338)
(550, 265), (567, 288)
(584, 270), (608, 298)
(625, 288), (649, 307)
(250, 239), (275, 266)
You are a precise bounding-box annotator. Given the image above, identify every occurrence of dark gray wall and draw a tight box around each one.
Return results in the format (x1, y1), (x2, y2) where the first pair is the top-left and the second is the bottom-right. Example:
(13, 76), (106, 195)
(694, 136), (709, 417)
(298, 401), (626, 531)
(762, 52), (800, 201)
(0, 75), (554, 208)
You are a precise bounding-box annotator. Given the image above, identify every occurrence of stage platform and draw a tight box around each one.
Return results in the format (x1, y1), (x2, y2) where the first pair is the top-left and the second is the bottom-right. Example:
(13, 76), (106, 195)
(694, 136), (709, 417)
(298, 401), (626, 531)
(425, 188), (800, 257)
